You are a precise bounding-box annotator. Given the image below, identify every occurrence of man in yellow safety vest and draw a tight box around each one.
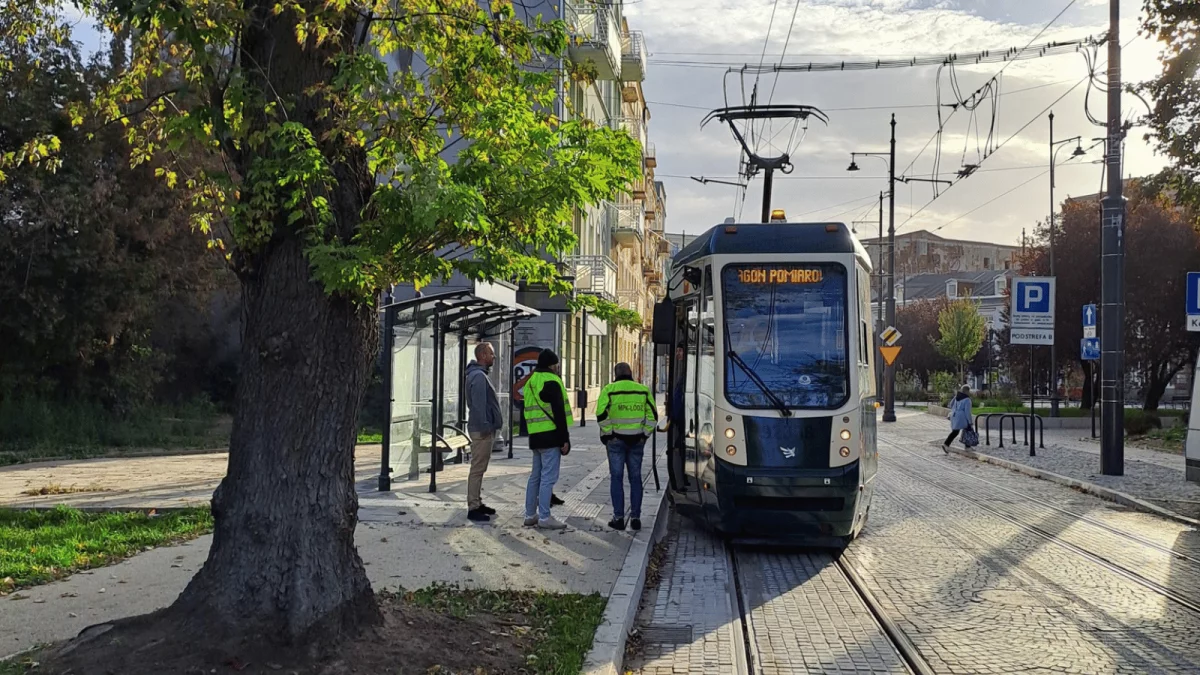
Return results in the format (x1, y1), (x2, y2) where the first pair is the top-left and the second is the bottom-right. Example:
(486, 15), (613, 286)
(596, 362), (657, 531)
(521, 349), (572, 529)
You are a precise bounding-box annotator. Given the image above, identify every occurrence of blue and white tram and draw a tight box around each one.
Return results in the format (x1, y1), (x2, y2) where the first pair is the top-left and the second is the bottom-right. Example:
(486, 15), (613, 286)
(653, 218), (879, 545)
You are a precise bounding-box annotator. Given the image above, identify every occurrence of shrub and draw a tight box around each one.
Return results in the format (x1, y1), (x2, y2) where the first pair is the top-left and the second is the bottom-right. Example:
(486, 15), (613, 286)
(931, 371), (958, 406)
(1125, 410), (1163, 437)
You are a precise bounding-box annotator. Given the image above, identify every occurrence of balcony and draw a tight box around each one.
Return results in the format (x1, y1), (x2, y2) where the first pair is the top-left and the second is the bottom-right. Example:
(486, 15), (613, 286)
(621, 30), (646, 82)
(644, 141), (657, 168)
(631, 177), (647, 201)
(610, 116), (648, 154)
(563, 254), (617, 302)
(622, 83), (640, 103)
(565, 2), (621, 81)
(607, 200), (644, 247)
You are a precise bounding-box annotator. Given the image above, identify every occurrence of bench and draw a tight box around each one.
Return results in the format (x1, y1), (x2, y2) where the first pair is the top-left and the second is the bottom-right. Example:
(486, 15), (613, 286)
(419, 424), (472, 467)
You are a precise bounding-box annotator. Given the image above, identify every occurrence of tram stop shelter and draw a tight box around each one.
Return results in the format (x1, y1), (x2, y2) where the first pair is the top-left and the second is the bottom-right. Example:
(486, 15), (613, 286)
(378, 278), (539, 492)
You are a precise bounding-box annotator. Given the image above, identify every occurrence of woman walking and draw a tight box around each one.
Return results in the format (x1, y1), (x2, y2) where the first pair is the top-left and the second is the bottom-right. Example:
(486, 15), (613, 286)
(943, 385), (973, 453)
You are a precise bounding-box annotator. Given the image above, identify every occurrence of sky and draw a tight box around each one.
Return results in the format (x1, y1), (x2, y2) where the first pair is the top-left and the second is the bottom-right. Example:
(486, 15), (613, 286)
(623, 0), (1167, 246)
(63, 1), (1166, 249)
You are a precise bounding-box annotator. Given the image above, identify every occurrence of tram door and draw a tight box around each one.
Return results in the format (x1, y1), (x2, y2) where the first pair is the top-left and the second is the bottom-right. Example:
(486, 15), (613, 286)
(668, 294), (701, 509)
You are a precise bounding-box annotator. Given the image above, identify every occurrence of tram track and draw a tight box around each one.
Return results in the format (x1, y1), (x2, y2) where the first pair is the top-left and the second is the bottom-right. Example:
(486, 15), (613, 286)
(725, 542), (931, 674)
(880, 437), (1200, 617)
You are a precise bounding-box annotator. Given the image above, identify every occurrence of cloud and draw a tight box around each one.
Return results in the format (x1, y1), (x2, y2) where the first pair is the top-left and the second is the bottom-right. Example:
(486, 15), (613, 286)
(626, 0), (1165, 245)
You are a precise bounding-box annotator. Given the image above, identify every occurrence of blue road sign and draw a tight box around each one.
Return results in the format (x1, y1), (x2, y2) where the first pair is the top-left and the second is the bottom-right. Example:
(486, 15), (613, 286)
(1082, 304), (1097, 328)
(1081, 338), (1100, 361)
(1010, 277), (1056, 346)
(1188, 272), (1200, 316)
(1015, 280), (1052, 314)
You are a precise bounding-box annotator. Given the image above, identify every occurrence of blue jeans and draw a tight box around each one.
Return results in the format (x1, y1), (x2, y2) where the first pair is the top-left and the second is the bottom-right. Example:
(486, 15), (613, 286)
(525, 447), (562, 521)
(606, 436), (645, 520)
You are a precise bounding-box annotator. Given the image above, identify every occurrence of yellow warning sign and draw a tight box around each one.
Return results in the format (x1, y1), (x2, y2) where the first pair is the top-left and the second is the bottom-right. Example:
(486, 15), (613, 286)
(879, 345), (902, 366)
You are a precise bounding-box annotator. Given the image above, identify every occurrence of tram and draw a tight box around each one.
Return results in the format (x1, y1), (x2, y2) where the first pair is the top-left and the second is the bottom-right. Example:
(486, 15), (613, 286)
(653, 214), (878, 546)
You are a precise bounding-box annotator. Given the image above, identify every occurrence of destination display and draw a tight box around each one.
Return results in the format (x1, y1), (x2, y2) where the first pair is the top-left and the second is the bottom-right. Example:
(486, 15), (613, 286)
(735, 267), (825, 284)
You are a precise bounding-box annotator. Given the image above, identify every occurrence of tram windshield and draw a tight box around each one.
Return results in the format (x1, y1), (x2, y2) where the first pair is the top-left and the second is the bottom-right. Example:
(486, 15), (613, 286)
(721, 263), (849, 410)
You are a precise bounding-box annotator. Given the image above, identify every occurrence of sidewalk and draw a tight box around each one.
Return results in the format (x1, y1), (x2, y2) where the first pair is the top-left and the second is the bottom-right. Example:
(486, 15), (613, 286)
(1, 433), (668, 659)
(904, 409), (1200, 521)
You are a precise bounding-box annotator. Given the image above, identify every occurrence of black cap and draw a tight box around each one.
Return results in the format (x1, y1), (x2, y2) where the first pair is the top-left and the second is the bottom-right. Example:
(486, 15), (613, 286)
(537, 349), (560, 368)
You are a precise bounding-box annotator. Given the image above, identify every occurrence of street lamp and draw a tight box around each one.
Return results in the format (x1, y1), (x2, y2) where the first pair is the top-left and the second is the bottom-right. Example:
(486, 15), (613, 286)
(848, 113), (898, 422)
(1048, 111), (1088, 417)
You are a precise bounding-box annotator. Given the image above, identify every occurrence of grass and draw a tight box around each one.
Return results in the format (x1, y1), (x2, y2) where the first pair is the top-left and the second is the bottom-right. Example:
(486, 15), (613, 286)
(0, 506), (213, 592)
(403, 584), (608, 675)
(0, 397), (227, 465)
(1132, 425), (1187, 453)
(356, 425), (383, 444)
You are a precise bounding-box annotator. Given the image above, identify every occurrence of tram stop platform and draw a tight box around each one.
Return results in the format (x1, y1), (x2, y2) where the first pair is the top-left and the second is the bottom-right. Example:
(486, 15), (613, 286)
(0, 434), (669, 662)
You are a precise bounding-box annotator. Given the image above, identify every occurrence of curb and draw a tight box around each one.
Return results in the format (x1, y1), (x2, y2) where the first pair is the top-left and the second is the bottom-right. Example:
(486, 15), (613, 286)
(580, 486), (670, 675)
(948, 446), (1200, 528)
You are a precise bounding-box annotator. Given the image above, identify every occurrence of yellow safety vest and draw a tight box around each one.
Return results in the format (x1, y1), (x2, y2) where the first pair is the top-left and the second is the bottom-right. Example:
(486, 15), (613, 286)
(597, 379), (657, 437)
(523, 371), (574, 434)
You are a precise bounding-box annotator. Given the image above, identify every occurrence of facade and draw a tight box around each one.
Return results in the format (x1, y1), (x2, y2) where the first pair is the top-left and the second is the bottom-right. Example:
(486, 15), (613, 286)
(383, 1), (666, 430)
(860, 230), (1020, 276)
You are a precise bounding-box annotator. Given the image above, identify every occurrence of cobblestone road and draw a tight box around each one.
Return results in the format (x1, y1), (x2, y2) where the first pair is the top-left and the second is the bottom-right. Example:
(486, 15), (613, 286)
(625, 412), (1200, 674)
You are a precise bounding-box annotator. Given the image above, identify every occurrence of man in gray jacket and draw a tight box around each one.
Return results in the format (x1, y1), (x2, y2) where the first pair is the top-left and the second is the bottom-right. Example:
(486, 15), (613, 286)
(465, 342), (504, 522)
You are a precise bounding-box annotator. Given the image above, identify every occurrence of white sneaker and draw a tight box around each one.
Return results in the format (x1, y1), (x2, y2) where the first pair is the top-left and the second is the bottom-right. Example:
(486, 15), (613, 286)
(523, 517), (538, 527)
(536, 517), (568, 530)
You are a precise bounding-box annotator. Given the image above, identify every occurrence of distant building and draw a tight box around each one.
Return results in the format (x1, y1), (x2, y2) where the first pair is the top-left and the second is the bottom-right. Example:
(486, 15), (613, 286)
(860, 230), (1020, 275)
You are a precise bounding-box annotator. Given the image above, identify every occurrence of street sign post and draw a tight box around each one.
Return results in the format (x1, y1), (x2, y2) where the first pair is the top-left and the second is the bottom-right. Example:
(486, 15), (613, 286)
(1187, 272), (1200, 332)
(1010, 277), (1056, 345)
(1081, 338), (1100, 361)
(879, 345), (902, 367)
(1082, 304), (1097, 339)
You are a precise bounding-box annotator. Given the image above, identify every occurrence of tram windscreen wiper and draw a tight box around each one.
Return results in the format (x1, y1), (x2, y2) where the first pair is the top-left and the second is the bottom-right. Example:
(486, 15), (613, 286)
(726, 349), (793, 418)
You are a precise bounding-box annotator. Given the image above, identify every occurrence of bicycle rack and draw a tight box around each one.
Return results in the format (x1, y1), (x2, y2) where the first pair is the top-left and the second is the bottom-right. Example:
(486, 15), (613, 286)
(975, 413), (1044, 455)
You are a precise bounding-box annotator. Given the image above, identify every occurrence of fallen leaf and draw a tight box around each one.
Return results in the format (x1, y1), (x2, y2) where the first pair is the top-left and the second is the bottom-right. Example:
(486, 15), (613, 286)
(33, 598), (46, 604)
(461, 565), (473, 572)
(380, 537), (388, 543)
(68, 612), (78, 618)
(10, 593), (28, 601)
(98, 588), (106, 593)
(61, 592), (77, 598)
(508, 563), (520, 567)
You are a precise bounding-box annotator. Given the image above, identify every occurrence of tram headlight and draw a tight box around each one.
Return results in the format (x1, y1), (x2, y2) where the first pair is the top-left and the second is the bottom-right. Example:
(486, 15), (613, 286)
(839, 446), (851, 458)
(724, 428), (736, 439)
(725, 445), (738, 456)
(839, 429), (852, 441)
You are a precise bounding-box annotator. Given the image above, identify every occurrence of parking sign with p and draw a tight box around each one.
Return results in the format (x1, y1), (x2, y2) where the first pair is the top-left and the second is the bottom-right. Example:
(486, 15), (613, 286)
(1010, 276), (1056, 345)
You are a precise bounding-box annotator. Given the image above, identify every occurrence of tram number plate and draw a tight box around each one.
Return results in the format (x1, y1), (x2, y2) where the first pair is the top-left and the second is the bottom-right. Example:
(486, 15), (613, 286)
(746, 477), (753, 484)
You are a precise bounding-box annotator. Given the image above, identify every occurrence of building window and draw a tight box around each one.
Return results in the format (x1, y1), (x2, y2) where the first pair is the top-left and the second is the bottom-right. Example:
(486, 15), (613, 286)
(983, 257), (990, 269)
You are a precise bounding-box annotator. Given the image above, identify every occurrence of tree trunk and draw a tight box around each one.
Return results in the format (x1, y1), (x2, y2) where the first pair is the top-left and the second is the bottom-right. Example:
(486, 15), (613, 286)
(170, 236), (381, 642)
(1143, 360), (1184, 412)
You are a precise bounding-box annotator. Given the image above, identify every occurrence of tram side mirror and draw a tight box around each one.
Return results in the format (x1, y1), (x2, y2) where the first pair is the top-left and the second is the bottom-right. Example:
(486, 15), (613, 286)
(652, 299), (674, 346)
(681, 266), (702, 287)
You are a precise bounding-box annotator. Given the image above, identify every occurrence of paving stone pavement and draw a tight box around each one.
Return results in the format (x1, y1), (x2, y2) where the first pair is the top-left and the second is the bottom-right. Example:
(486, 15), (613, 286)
(627, 412), (1200, 675)
(857, 431), (1200, 674)
(1, 435), (669, 659)
(898, 410), (1200, 520)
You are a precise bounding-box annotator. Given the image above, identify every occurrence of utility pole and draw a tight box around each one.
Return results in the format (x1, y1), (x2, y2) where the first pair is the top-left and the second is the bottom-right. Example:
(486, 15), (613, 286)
(877, 191), (885, 398)
(847, 114), (897, 421)
(884, 113), (897, 423)
(1100, 0), (1126, 475)
(1050, 111), (1059, 418)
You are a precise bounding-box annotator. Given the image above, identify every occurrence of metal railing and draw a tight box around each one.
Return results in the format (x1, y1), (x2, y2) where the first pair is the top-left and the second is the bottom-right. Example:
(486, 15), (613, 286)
(975, 413), (1045, 455)
(610, 115), (648, 152)
(563, 254), (617, 302)
(608, 199), (644, 242)
(620, 30), (646, 81)
(564, 2), (621, 80)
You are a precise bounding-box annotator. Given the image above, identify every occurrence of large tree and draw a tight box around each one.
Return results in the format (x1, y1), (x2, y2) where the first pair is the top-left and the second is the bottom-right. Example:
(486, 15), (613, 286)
(1141, 0), (1200, 208)
(1016, 182), (1200, 410)
(1, 0), (640, 665)
(0, 25), (232, 407)
(935, 297), (986, 383)
(894, 298), (951, 388)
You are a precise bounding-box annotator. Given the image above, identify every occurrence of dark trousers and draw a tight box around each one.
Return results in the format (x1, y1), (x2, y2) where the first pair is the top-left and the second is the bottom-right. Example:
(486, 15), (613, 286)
(945, 429), (961, 446)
